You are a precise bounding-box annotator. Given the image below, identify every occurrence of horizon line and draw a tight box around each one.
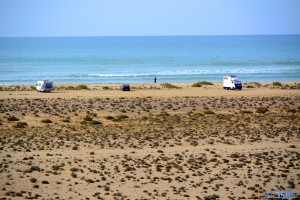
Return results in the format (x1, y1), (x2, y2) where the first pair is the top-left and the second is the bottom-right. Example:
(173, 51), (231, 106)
(1, 34), (300, 38)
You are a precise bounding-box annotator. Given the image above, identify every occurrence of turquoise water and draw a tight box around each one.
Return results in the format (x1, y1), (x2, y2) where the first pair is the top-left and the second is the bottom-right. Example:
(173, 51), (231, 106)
(0, 35), (300, 85)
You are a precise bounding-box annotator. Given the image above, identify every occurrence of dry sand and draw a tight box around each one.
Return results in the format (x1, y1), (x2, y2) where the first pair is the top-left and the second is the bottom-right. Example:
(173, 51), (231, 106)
(0, 82), (299, 199)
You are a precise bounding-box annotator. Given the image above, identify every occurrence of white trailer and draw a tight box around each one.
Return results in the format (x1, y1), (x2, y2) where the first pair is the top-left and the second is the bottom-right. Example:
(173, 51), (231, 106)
(223, 75), (242, 90)
(36, 80), (53, 92)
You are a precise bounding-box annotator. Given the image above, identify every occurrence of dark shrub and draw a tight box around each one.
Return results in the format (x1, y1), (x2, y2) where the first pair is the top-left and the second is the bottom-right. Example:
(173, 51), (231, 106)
(272, 82), (282, 87)
(203, 110), (215, 114)
(76, 85), (88, 90)
(7, 116), (19, 121)
(13, 122), (28, 128)
(256, 107), (268, 113)
(161, 83), (180, 89)
(41, 119), (52, 123)
(192, 81), (213, 87)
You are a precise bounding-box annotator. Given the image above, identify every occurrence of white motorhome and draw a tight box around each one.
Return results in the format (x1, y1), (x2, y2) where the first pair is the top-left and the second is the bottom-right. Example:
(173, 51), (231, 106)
(223, 75), (242, 90)
(36, 80), (53, 92)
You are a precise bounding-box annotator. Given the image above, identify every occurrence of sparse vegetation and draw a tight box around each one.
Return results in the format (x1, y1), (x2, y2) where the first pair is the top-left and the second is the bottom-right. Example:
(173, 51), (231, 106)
(75, 85), (89, 90)
(7, 116), (19, 121)
(244, 82), (262, 88)
(110, 115), (129, 122)
(0, 86), (299, 199)
(102, 86), (110, 90)
(105, 116), (115, 120)
(272, 82), (282, 87)
(81, 114), (102, 125)
(192, 81), (213, 87)
(239, 110), (252, 114)
(256, 107), (268, 113)
(203, 110), (215, 114)
(66, 86), (75, 90)
(30, 178), (38, 183)
(161, 83), (180, 89)
(41, 119), (53, 123)
(13, 122), (28, 128)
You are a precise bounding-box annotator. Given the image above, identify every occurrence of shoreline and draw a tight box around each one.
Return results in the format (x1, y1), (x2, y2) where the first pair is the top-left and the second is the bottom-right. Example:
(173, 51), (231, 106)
(0, 80), (299, 87)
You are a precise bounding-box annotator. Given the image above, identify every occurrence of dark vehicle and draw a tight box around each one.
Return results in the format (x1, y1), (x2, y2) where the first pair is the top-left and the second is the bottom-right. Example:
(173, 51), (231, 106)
(120, 84), (130, 91)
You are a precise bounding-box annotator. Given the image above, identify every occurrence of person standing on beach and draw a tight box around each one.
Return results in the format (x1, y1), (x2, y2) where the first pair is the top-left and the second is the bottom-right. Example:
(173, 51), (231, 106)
(154, 77), (157, 83)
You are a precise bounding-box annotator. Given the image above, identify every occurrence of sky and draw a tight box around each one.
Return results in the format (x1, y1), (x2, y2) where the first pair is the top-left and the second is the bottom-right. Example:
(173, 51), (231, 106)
(0, 0), (300, 37)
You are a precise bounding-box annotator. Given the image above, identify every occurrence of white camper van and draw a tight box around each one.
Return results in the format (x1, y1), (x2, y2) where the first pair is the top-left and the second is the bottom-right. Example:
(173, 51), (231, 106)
(223, 75), (242, 90)
(36, 80), (53, 92)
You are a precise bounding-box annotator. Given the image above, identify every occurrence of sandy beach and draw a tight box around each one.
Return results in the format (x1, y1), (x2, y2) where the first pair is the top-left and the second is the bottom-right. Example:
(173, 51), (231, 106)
(0, 82), (299, 199)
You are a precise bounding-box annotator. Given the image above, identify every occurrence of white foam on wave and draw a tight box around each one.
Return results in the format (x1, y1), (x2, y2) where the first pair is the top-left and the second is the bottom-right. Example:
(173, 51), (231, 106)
(87, 68), (296, 77)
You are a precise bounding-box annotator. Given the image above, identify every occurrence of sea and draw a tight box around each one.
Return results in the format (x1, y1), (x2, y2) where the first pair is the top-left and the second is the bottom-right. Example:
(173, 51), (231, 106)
(0, 35), (300, 85)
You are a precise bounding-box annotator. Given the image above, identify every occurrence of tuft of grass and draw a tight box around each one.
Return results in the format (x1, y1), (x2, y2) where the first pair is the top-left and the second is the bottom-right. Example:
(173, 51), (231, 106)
(256, 107), (268, 113)
(13, 122), (28, 128)
(191, 82), (202, 87)
(111, 115), (129, 122)
(203, 110), (215, 114)
(157, 111), (170, 117)
(87, 120), (102, 125)
(7, 116), (19, 121)
(41, 119), (52, 123)
(75, 85), (88, 90)
(192, 81), (213, 87)
(59, 86), (66, 90)
(239, 110), (252, 114)
(192, 112), (204, 117)
(102, 86), (110, 90)
(30, 178), (38, 183)
(272, 82), (282, 87)
(249, 82), (262, 88)
(105, 116), (115, 120)
(83, 115), (93, 121)
(66, 86), (75, 90)
(204, 194), (220, 200)
(286, 109), (297, 113)
(161, 83), (180, 89)
(81, 114), (101, 125)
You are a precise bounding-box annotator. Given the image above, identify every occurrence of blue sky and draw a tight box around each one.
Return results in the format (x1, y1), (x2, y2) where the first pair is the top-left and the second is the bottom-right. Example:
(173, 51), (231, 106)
(0, 0), (300, 37)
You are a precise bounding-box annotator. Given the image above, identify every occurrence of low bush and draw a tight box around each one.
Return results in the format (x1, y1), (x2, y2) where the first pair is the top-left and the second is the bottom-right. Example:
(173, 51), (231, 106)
(58, 86), (66, 90)
(192, 81), (214, 87)
(66, 86), (75, 90)
(161, 83), (180, 89)
(203, 110), (215, 114)
(191, 82), (202, 87)
(76, 85), (88, 90)
(272, 82), (282, 87)
(102, 86), (110, 90)
(239, 110), (252, 114)
(105, 116), (115, 120)
(157, 111), (170, 117)
(13, 122), (28, 128)
(41, 119), (52, 123)
(30, 178), (38, 183)
(256, 107), (268, 113)
(112, 115), (129, 122)
(87, 120), (102, 125)
(81, 114), (101, 125)
(192, 112), (204, 117)
(7, 116), (19, 121)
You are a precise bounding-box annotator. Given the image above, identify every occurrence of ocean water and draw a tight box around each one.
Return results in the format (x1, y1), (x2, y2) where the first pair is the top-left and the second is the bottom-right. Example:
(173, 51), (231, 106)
(0, 35), (300, 85)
